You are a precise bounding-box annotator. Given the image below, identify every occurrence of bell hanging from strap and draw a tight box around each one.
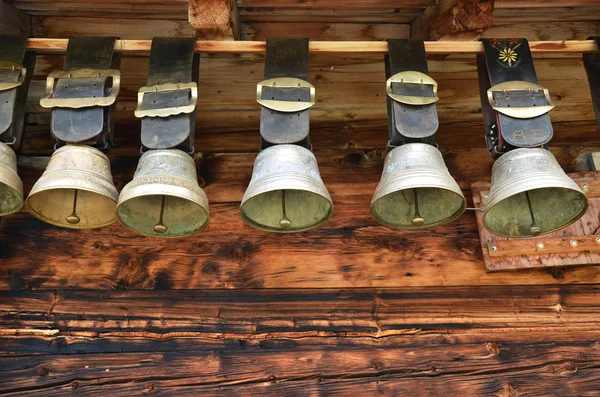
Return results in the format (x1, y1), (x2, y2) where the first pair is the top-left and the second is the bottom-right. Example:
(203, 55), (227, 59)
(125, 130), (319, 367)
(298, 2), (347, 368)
(371, 39), (466, 229)
(26, 145), (119, 228)
(241, 38), (333, 233)
(478, 38), (588, 237)
(117, 37), (208, 238)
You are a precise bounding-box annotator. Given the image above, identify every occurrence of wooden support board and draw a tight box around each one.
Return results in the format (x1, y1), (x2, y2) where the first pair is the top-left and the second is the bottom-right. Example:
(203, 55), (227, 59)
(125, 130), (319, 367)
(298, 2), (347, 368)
(472, 171), (600, 272)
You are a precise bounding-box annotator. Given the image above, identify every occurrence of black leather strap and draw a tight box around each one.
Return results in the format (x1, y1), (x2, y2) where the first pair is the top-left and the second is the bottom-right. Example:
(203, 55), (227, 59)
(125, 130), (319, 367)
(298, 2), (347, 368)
(477, 38), (552, 156)
(259, 38), (311, 150)
(51, 36), (120, 149)
(386, 39), (437, 148)
(139, 37), (199, 153)
(583, 37), (600, 130)
(0, 35), (36, 150)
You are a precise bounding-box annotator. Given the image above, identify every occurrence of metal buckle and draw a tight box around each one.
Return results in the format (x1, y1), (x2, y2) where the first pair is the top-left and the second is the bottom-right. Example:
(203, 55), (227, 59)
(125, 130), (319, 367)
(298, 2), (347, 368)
(256, 77), (316, 113)
(134, 82), (198, 118)
(487, 81), (555, 119)
(386, 71), (439, 105)
(0, 60), (27, 92)
(40, 69), (121, 109)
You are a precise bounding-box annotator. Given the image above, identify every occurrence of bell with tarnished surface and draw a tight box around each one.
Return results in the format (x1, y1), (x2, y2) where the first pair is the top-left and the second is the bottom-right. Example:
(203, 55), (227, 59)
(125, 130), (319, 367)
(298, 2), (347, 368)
(0, 142), (24, 216)
(484, 148), (588, 237)
(117, 149), (209, 238)
(241, 144), (333, 233)
(26, 145), (118, 229)
(371, 143), (466, 229)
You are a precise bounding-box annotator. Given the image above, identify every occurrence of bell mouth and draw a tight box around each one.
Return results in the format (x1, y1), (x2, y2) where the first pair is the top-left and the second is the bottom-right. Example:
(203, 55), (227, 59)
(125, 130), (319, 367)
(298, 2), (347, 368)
(240, 188), (333, 233)
(0, 181), (24, 216)
(371, 186), (466, 229)
(484, 187), (588, 237)
(117, 192), (209, 238)
(26, 187), (118, 229)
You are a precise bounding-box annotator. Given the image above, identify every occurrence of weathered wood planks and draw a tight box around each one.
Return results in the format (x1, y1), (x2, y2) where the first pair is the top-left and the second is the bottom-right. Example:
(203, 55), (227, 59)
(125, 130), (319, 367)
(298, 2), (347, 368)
(1, 287), (600, 395)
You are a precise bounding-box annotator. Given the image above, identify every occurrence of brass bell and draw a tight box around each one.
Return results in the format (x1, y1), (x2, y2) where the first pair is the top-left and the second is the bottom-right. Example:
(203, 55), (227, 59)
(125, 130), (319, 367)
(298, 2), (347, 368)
(241, 144), (333, 232)
(484, 148), (588, 237)
(117, 149), (209, 238)
(26, 145), (118, 229)
(371, 143), (466, 229)
(0, 142), (24, 216)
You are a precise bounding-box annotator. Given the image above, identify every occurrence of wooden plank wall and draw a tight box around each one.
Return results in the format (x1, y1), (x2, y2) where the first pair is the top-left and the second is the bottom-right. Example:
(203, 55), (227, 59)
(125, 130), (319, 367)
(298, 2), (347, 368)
(1, 1), (600, 395)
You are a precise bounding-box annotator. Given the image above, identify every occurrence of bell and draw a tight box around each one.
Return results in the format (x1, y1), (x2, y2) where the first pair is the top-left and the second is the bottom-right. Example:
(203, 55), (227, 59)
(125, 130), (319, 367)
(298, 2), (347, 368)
(0, 142), (24, 216)
(117, 149), (209, 238)
(371, 143), (466, 229)
(26, 145), (118, 229)
(241, 144), (333, 232)
(484, 148), (588, 237)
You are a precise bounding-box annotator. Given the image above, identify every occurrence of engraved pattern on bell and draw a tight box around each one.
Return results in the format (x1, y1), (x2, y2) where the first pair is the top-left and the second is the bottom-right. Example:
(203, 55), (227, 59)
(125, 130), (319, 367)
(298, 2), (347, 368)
(240, 144), (333, 233)
(370, 143), (466, 229)
(0, 142), (24, 216)
(484, 148), (588, 237)
(25, 145), (118, 229)
(117, 149), (209, 238)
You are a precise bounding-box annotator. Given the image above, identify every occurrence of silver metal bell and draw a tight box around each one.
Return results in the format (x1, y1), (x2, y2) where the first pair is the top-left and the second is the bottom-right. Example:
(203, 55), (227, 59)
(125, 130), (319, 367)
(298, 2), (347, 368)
(117, 149), (209, 238)
(484, 148), (588, 237)
(0, 142), (23, 216)
(371, 143), (466, 229)
(241, 144), (333, 233)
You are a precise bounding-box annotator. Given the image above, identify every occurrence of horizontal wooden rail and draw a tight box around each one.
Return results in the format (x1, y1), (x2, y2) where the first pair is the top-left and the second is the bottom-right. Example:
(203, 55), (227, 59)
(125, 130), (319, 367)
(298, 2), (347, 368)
(27, 39), (599, 55)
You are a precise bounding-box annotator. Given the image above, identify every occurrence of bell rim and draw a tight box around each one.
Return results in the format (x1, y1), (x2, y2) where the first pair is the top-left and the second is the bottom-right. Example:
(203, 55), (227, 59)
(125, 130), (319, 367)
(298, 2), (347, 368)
(0, 170), (24, 217)
(0, 184), (24, 217)
(25, 189), (118, 229)
(240, 188), (334, 233)
(483, 186), (588, 238)
(370, 187), (467, 229)
(116, 190), (210, 238)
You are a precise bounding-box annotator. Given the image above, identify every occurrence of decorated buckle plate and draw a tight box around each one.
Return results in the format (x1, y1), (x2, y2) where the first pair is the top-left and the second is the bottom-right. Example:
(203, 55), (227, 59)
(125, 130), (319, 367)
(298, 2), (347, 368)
(487, 80), (555, 119)
(256, 77), (315, 113)
(0, 60), (27, 92)
(386, 71), (439, 105)
(134, 82), (198, 118)
(40, 68), (121, 109)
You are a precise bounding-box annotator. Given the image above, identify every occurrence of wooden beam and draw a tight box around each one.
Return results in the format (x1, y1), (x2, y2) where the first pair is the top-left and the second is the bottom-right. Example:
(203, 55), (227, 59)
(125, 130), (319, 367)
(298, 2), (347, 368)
(0, 0), (31, 36)
(188, 0), (240, 40)
(24, 38), (600, 55)
(412, 0), (495, 41)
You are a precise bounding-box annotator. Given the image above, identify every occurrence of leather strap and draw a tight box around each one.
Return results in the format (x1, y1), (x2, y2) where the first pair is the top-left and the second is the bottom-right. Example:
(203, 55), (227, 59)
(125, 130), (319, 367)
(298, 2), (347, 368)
(386, 39), (437, 148)
(259, 38), (311, 150)
(51, 36), (120, 149)
(477, 38), (553, 156)
(0, 35), (36, 150)
(139, 37), (199, 153)
(583, 37), (600, 130)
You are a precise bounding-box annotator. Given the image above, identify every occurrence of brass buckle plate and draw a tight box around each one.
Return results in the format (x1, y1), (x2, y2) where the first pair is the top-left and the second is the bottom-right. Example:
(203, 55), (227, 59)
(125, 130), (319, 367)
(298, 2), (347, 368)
(487, 80), (555, 119)
(256, 77), (316, 113)
(40, 69), (121, 109)
(386, 71), (439, 105)
(134, 82), (198, 118)
(0, 60), (27, 92)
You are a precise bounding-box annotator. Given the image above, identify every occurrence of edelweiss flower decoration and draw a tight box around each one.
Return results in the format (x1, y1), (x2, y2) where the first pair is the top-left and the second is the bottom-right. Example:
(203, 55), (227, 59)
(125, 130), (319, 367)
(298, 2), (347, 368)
(499, 47), (517, 67)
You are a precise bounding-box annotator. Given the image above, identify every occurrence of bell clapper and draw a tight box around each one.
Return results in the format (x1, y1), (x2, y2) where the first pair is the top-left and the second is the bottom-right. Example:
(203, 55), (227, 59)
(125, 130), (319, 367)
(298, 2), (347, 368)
(411, 188), (425, 226)
(279, 190), (292, 229)
(525, 191), (541, 236)
(66, 189), (81, 225)
(153, 195), (168, 234)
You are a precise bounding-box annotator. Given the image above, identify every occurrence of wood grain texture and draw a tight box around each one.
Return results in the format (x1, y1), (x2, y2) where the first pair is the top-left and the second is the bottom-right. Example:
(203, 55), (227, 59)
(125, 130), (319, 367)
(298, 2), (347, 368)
(189, 0), (240, 40)
(1, 287), (600, 395)
(412, 0), (495, 41)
